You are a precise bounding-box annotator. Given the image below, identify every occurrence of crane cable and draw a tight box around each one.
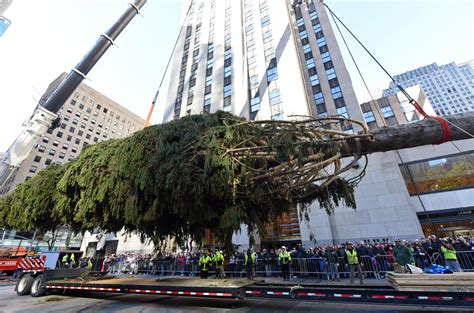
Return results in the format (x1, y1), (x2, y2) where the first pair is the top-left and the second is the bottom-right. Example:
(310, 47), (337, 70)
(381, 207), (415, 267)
(143, 2), (194, 128)
(327, 7), (387, 126)
(323, 3), (474, 143)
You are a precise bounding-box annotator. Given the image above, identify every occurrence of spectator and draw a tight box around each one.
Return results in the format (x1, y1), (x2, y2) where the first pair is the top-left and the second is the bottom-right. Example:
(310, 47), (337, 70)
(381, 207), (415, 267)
(324, 246), (339, 281)
(393, 238), (414, 268)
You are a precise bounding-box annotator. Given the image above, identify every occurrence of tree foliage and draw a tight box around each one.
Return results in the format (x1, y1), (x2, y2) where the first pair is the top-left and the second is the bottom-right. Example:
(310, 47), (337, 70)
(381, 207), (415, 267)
(0, 112), (366, 252)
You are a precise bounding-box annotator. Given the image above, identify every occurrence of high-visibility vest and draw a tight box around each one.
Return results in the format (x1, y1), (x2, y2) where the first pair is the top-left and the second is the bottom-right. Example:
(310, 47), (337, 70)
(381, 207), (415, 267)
(279, 251), (291, 265)
(213, 252), (224, 267)
(199, 255), (212, 271)
(62, 254), (69, 263)
(244, 252), (257, 265)
(346, 249), (359, 265)
(70, 253), (75, 262)
(441, 246), (457, 260)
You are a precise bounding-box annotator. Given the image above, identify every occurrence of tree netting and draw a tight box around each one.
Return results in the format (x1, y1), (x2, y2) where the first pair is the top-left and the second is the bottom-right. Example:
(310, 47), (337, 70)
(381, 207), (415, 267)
(0, 111), (371, 252)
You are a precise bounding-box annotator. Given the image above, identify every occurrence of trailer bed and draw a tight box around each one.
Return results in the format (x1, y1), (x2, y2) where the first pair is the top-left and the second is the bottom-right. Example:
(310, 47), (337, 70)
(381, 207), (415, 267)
(41, 276), (474, 307)
(46, 277), (257, 299)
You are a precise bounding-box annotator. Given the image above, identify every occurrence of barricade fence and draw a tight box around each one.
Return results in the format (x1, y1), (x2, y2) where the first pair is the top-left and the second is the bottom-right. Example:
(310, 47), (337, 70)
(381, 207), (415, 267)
(103, 251), (474, 278)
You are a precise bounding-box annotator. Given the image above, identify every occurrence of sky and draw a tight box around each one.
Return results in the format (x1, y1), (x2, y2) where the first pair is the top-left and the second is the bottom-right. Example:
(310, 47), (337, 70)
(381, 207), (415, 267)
(0, 0), (472, 152)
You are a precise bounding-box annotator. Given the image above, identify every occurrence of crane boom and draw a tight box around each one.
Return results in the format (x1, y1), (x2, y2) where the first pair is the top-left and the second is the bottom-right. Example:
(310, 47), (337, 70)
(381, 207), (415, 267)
(0, 0), (146, 188)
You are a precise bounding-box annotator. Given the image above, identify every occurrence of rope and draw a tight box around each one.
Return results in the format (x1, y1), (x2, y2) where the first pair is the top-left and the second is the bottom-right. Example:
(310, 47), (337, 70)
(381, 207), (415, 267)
(323, 3), (473, 143)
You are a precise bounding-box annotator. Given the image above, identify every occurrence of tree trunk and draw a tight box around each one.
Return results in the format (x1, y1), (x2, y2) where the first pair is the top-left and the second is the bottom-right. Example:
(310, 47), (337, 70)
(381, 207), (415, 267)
(340, 112), (473, 156)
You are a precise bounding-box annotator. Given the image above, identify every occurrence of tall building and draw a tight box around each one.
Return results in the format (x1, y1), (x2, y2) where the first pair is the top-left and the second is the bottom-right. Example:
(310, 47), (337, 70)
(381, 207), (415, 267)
(383, 61), (474, 116)
(163, 0), (363, 125)
(0, 73), (144, 251)
(361, 85), (435, 129)
(160, 0), (365, 249)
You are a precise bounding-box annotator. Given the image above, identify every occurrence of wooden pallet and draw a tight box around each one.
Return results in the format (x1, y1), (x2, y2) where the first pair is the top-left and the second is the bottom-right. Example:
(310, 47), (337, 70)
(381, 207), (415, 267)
(387, 272), (474, 292)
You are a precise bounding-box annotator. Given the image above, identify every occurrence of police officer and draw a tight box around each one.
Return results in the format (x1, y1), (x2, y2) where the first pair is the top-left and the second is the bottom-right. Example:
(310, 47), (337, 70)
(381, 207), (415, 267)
(279, 246), (291, 281)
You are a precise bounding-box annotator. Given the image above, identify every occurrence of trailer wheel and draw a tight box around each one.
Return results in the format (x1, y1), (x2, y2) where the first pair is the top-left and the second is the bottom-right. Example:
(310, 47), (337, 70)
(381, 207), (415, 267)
(16, 274), (34, 296)
(30, 274), (47, 297)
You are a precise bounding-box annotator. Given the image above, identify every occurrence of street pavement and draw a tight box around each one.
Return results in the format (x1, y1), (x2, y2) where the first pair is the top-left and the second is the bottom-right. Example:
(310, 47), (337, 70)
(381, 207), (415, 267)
(0, 280), (471, 313)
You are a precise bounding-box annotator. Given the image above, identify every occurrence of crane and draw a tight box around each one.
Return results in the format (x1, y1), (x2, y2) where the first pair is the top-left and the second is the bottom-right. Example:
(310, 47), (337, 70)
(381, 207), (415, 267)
(0, 0), (146, 188)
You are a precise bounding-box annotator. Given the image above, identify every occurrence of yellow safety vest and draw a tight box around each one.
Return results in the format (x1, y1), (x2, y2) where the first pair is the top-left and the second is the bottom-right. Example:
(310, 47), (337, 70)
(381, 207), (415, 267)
(279, 251), (291, 265)
(244, 252), (257, 265)
(199, 255), (212, 271)
(346, 249), (359, 265)
(441, 246), (457, 260)
(213, 252), (224, 268)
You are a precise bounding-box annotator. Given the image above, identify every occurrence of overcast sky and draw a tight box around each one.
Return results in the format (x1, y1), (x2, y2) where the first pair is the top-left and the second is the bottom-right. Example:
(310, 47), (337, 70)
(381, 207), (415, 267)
(0, 0), (472, 151)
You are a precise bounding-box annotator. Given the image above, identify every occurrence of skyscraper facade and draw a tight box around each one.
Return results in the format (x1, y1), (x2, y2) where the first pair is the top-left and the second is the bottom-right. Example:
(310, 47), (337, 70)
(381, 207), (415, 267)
(162, 0), (363, 126)
(383, 61), (474, 116)
(361, 85), (435, 129)
(158, 1), (473, 251)
(0, 73), (144, 251)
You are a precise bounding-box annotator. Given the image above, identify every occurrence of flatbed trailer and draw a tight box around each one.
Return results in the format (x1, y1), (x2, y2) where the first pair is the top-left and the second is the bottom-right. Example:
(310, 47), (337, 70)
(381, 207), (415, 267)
(14, 269), (474, 308)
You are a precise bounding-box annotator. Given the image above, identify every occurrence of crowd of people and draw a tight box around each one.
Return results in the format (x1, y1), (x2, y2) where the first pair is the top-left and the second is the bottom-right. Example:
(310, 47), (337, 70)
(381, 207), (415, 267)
(97, 235), (473, 283)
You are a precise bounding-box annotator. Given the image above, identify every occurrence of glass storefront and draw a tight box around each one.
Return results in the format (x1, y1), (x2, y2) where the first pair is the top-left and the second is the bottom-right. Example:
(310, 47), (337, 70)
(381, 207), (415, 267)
(399, 151), (474, 195)
(422, 220), (474, 238)
(418, 208), (474, 238)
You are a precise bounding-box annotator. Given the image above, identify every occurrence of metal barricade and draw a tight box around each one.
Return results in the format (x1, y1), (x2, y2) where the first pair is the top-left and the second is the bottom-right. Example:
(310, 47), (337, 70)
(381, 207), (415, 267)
(119, 250), (474, 278)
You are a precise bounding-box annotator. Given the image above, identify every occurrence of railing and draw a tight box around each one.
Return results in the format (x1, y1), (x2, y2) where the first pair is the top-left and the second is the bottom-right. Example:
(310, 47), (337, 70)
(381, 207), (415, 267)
(102, 251), (474, 278)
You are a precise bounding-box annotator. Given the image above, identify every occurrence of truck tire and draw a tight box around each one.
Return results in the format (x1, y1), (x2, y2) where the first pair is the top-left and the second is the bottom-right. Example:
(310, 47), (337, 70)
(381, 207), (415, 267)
(30, 274), (47, 297)
(16, 274), (34, 296)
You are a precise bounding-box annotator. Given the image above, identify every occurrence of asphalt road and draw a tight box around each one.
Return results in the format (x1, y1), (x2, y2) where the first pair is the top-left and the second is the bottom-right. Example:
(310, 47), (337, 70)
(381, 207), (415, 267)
(0, 281), (471, 313)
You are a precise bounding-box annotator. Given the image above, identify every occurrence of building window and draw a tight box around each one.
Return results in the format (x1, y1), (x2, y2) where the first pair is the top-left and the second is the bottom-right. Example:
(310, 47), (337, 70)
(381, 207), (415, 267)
(59, 152), (65, 159)
(62, 143), (69, 150)
(49, 149), (56, 156)
(267, 67), (278, 82)
(399, 152), (474, 195)
(42, 136), (50, 143)
(313, 92), (324, 104)
(303, 44), (311, 53)
(363, 111), (376, 123)
(306, 58), (315, 69)
(316, 103), (327, 115)
(331, 86), (343, 99)
(380, 105), (395, 118)
(45, 159), (52, 165)
(326, 68), (336, 80)
(250, 96), (260, 112)
(321, 52), (331, 63)
(33, 155), (42, 163)
(317, 36), (326, 47)
(310, 74), (320, 86)
(29, 165), (38, 173)
(313, 23), (321, 33)
(336, 106), (349, 118)
(52, 140), (59, 147)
